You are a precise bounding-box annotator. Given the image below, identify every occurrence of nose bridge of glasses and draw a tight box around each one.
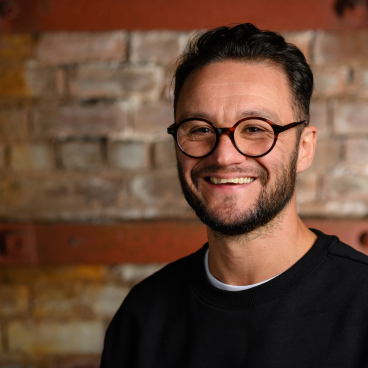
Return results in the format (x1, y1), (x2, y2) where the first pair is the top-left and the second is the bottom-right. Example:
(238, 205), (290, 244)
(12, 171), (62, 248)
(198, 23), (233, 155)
(217, 127), (235, 136)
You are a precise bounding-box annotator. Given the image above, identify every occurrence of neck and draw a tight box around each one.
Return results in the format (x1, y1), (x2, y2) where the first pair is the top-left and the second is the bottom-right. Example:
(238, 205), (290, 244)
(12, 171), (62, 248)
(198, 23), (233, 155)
(206, 199), (317, 286)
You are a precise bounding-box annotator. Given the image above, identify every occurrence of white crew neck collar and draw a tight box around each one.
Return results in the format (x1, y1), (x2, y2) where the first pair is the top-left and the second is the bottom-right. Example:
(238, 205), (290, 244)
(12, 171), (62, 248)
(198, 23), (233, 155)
(204, 248), (279, 291)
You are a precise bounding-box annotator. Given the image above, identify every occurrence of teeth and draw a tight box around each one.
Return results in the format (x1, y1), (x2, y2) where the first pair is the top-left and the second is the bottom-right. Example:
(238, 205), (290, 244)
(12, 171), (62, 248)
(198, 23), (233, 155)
(209, 177), (255, 185)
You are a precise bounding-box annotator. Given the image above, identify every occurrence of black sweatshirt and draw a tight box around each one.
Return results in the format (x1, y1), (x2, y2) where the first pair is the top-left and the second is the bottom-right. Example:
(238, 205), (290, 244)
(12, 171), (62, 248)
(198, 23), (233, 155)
(101, 230), (368, 368)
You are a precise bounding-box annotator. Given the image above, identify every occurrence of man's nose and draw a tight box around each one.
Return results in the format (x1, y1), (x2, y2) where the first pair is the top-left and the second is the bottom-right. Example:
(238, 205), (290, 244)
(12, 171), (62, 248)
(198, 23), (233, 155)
(207, 133), (246, 166)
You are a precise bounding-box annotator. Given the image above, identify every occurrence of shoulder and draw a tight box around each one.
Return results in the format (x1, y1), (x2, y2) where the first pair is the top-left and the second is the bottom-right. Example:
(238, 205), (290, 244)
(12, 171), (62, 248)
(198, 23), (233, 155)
(313, 229), (368, 281)
(119, 245), (205, 313)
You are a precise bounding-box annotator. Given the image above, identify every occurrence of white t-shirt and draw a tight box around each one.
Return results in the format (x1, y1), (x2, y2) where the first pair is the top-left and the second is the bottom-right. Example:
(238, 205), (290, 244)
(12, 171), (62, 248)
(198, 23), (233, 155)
(204, 248), (278, 291)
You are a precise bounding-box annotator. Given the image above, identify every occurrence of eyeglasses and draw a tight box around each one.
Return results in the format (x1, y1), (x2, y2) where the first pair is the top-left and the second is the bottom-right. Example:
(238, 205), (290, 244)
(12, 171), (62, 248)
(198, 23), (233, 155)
(167, 117), (307, 159)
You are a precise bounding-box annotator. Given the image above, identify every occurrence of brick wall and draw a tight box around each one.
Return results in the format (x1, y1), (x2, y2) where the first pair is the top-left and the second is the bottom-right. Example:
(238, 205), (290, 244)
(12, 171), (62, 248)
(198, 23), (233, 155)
(1, 30), (368, 365)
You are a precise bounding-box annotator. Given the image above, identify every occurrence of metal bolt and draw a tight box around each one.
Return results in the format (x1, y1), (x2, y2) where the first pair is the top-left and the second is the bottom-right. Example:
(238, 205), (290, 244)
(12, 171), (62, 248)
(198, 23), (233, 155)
(0, 0), (19, 20)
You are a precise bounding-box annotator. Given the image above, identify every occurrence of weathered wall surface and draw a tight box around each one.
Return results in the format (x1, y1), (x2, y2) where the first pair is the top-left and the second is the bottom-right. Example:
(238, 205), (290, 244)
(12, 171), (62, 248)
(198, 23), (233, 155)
(1, 29), (368, 365)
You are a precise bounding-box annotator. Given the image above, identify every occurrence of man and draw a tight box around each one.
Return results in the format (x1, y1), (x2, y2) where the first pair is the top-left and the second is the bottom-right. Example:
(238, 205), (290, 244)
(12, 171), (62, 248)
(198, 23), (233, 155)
(101, 24), (368, 367)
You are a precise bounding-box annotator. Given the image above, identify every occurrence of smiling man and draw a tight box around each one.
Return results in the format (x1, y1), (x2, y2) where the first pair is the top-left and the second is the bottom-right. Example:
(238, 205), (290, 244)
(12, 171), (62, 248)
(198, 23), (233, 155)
(101, 24), (368, 367)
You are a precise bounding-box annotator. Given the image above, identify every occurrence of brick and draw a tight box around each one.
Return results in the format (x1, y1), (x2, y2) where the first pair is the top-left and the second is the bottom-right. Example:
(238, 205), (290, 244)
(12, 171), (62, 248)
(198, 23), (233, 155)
(8, 321), (104, 354)
(134, 101), (173, 134)
(0, 285), (28, 316)
(0, 66), (29, 98)
(309, 139), (340, 172)
(56, 359), (100, 368)
(10, 142), (53, 171)
(333, 101), (368, 135)
(108, 141), (150, 170)
(309, 101), (329, 139)
(315, 31), (368, 64)
(81, 284), (129, 318)
(0, 34), (34, 61)
(324, 173), (368, 203)
(131, 171), (185, 206)
(345, 138), (368, 165)
(33, 102), (129, 137)
(298, 200), (368, 218)
(70, 64), (163, 100)
(5, 266), (106, 284)
(25, 62), (65, 98)
(281, 31), (314, 61)
(32, 284), (79, 318)
(312, 66), (349, 97)
(131, 31), (181, 64)
(0, 358), (49, 368)
(0, 144), (6, 169)
(153, 140), (176, 169)
(0, 64), (64, 98)
(36, 32), (127, 65)
(60, 141), (102, 171)
(0, 106), (27, 138)
(0, 174), (127, 221)
(352, 67), (368, 97)
(116, 264), (164, 284)
(296, 171), (318, 205)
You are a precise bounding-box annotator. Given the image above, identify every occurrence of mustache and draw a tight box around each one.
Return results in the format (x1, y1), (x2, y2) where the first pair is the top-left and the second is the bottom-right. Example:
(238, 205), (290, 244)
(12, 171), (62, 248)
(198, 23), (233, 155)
(191, 164), (269, 186)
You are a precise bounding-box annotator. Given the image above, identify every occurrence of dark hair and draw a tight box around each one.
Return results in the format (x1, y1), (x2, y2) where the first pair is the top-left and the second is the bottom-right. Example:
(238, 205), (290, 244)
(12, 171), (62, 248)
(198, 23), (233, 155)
(173, 23), (313, 125)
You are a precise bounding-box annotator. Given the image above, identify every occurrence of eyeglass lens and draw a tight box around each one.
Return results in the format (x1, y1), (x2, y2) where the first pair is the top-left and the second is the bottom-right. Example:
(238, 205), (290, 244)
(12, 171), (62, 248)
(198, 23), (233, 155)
(177, 119), (275, 157)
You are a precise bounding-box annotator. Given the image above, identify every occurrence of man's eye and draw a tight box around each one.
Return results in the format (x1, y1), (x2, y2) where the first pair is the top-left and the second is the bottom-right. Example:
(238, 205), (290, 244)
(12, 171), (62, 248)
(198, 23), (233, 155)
(191, 127), (213, 134)
(244, 126), (265, 133)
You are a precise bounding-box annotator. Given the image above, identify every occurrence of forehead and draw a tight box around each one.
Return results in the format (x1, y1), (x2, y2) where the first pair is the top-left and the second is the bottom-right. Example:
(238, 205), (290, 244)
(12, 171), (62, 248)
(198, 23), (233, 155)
(176, 61), (295, 124)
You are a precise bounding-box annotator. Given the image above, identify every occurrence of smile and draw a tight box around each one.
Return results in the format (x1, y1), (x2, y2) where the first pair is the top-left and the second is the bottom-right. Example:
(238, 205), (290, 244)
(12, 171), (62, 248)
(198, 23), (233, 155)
(209, 177), (255, 185)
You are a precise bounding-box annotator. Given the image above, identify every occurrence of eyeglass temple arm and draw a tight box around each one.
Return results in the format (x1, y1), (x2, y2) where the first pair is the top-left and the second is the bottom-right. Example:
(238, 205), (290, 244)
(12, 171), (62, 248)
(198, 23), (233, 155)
(273, 120), (307, 134)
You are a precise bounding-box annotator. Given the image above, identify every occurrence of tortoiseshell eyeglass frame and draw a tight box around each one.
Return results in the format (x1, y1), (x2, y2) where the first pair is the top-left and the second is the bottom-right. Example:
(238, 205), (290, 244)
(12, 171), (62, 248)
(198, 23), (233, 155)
(167, 117), (307, 159)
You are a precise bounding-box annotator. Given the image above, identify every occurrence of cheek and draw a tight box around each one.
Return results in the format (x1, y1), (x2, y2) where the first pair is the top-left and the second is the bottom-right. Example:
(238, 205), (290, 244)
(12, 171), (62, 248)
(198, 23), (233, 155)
(176, 150), (197, 181)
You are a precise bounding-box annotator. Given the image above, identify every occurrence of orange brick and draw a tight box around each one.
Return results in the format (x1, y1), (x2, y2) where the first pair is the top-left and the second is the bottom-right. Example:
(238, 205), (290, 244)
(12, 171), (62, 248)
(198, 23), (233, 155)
(0, 64), (64, 98)
(0, 285), (29, 317)
(0, 34), (34, 61)
(5, 266), (107, 284)
(32, 284), (79, 318)
(0, 66), (29, 98)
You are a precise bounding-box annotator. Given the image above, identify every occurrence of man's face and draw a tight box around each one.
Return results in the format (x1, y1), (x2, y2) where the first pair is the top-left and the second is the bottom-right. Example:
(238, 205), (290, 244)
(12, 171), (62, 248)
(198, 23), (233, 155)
(175, 61), (302, 236)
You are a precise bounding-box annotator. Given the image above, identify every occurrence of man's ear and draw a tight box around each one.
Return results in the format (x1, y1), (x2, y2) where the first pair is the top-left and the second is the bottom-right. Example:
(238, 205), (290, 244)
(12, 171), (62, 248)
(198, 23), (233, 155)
(296, 125), (318, 173)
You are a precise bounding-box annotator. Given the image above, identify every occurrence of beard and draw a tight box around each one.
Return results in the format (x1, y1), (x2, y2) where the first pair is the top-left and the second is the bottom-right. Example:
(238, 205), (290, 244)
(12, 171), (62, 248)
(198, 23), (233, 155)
(176, 148), (298, 237)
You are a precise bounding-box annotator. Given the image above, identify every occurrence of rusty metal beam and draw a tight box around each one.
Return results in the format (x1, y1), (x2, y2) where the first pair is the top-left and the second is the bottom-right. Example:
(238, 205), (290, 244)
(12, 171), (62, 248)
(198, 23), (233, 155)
(0, 219), (368, 265)
(1, 0), (368, 33)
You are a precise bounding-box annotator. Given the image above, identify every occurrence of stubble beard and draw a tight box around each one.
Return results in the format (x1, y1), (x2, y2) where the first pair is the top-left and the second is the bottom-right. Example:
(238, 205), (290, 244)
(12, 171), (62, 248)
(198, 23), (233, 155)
(176, 148), (298, 238)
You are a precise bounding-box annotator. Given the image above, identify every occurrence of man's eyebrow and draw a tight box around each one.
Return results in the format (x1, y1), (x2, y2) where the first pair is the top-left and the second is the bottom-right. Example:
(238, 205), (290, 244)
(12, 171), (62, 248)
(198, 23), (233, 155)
(176, 111), (213, 123)
(176, 109), (281, 124)
(237, 109), (280, 123)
